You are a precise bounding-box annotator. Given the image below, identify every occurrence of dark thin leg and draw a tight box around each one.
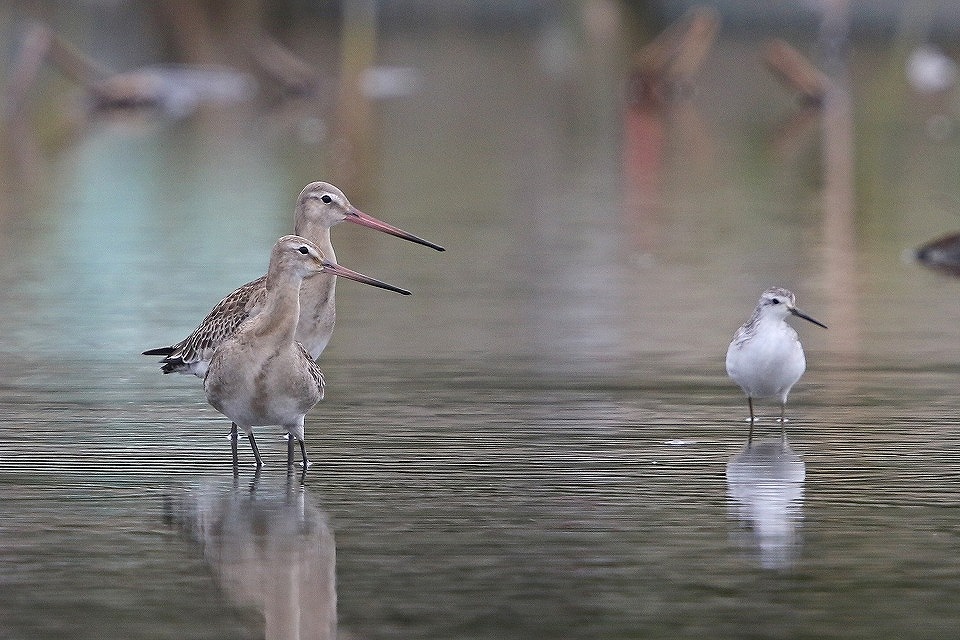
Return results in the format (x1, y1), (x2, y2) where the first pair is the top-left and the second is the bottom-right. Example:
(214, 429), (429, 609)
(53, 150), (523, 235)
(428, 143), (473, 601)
(287, 434), (295, 468)
(779, 403), (787, 445)
(747, 397), (755, 447)
(248, 432), (263, 468)
(230, 423), (239, 468)
(299, 439), (310, 469)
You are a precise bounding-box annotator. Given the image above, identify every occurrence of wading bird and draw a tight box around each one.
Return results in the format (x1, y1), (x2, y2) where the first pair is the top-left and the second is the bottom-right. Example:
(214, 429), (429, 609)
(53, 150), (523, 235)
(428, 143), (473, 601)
(203, 235), (410, 468)
(726, 287), (827, 445)
(143, 181), (443, 377)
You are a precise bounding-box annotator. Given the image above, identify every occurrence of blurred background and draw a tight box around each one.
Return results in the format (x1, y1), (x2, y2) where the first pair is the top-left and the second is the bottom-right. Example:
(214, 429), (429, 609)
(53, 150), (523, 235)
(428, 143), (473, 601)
(1, 0), (959, 366)
(2, 1), (960, 639)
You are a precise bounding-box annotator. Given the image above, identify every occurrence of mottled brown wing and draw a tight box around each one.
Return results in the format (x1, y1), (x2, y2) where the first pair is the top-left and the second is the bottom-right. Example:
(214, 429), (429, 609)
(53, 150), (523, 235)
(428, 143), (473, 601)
(296, 341), (326, 400)
(162, 276), (268, 371)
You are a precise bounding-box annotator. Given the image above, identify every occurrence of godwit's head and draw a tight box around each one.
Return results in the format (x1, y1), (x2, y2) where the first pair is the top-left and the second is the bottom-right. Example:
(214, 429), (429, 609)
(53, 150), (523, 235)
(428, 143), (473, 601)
(272, 234), (412, 295)
(295, 181), (445, 251)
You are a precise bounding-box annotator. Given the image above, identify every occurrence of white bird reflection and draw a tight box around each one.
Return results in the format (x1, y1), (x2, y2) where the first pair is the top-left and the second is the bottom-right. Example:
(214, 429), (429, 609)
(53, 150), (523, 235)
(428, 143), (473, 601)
(165, 474), (336, 639)
(726, 440), (805, 570)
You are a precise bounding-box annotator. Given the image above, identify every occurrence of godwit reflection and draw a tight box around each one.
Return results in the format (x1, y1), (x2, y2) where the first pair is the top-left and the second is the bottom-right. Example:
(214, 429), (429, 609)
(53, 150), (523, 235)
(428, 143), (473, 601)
(726, 440), (805, 570)
(167, 474), (336, 639)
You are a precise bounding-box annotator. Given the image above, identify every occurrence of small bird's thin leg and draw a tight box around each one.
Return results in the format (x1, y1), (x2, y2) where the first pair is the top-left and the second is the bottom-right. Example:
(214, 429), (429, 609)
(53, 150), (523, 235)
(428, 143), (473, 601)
(747, 397), (755, 447)
(287, 434), (295, 468)
(230, 423), (239, 468)
(299, 439), (310, 469)
(248, 431), (263, 467)
(779, 403), (787, 445)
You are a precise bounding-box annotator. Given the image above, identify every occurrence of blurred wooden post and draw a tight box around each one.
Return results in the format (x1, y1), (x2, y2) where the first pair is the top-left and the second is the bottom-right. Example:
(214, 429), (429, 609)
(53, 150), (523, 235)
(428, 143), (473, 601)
(623, 7), (718, 251)
(760, 6), (858, 356)
(818, 0), (859, 356)
(336, 0), (378, 195)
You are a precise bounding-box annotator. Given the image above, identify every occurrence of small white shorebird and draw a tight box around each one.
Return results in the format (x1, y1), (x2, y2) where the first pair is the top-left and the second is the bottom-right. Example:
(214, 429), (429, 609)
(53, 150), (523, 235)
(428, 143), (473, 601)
(143, 181), (443, 377)
(204, 235), (410, 468)
(726, 287), (827, 444)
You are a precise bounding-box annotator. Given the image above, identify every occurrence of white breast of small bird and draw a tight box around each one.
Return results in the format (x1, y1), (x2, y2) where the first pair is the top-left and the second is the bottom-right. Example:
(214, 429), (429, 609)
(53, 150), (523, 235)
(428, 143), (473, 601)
(726, 323), (806, 398)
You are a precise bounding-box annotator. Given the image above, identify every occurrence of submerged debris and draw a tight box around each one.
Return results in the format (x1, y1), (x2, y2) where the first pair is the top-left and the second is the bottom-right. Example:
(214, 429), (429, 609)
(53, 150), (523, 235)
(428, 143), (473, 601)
(5, 22), (256, 119)
(88, 65), (256, 116)
(915, 232), (960, 276)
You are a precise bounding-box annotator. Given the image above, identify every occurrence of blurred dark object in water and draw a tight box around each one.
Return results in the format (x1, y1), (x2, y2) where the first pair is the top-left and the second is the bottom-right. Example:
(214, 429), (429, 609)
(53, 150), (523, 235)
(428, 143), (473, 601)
(88, 65), (255, 117)
(762, 38), (832, 161)
(626, 6), (719, 110)
(249, 34), (332, 98)
(4, 22), (255, 119)
(915, 232), (960, 276)
(763, 38), (829, 106)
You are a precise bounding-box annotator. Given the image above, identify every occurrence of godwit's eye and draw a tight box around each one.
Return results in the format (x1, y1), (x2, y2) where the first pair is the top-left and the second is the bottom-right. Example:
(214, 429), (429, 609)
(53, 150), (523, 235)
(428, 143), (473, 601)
(298, 246), (310, 254)
(771, 298), (780, 305)
(320, 194), (333, 204)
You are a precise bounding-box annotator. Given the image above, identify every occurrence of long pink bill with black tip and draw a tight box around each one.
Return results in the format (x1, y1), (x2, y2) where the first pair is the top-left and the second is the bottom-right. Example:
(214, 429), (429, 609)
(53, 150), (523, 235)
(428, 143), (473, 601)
(345, 206), (445, 252)
(321, 260), (412, 295)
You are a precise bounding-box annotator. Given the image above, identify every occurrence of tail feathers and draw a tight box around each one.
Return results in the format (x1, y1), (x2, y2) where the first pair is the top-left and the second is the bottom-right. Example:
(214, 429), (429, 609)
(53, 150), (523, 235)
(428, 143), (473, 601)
(160, 360), (183, 374)
(142, 346), (175, 356)
(143, 345), (182, 374)
(143, 346), (201, 376)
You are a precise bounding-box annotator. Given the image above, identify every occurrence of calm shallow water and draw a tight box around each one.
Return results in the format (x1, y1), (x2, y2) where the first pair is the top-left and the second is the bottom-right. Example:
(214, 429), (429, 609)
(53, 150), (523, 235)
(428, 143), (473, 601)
(2, 4), (960, 639)
(2, 356), (960, 639)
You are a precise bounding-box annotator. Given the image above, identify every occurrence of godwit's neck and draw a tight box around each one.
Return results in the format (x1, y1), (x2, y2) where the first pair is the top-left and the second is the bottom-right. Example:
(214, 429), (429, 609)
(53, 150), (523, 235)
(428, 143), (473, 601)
(256, 272), (304, 345)
(294, 221), (335, 263)
(293, 223), (337, 315)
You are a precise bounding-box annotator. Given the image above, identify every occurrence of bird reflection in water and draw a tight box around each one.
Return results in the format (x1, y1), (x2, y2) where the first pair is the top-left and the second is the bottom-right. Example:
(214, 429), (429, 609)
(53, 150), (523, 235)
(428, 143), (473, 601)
(165, 474), (335, 639)
(726, 441), (805, 570)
